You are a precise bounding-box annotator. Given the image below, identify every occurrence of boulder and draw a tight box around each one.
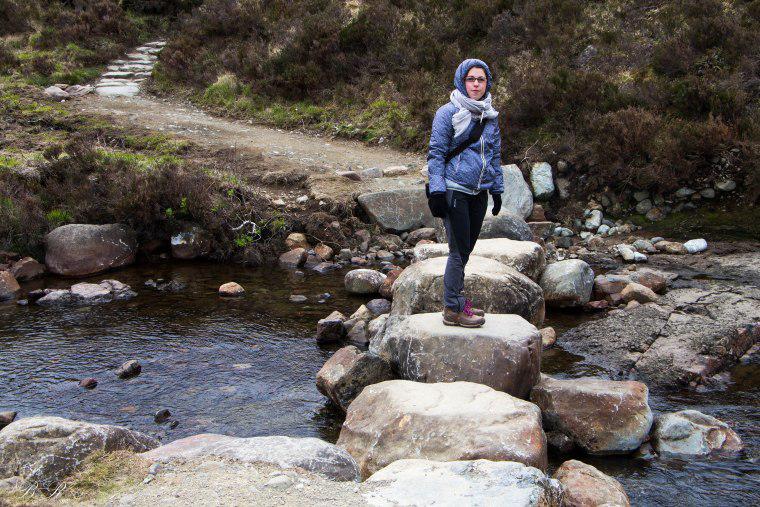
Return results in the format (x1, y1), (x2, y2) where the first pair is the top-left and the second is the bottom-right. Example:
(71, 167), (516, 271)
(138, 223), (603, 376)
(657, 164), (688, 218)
(218, 282), (245, 297)
(0, 412), (16, 430)
(378, 267), (403, 299)
(553, 460), (630, 507)
(652, 410), (743, 457)
(344, 269), (386, 295)
(584, 210), (602, 231)
(285, 232), (310, 250)
(371, 313), (541, 398)
(499, 164), (534, 219)
(530, 162), (555, 200)
(9, 257), (45, 281)
(390, 256), (545, 326)
(278, 248), (307, 269)
(357, 187), (435, 232)
(539, 259), (594, 308)
(541, 327), (557, 348)
(43, 86), (69, 99)
(36, 280), (136, 306)
(414, 238), (546, 281)
(529, 376), (653, 455)
(115, 359), (141, 379)
(44, 224), (137, 276)
(170, 226), (212, 260)
(316, 310), (347, 344)
(0, 271), (20, 301)
(365, 298), (391, 316)
(405, 227), (437, 246)
(435, 211), (533, 242)
(364, 459), (562, 507)
(338, 380), (547, 478)
(0, 416), (158, 494)
(316, 345), (395, 412)
(314, 243), (334, 260)
(684, 238), (708, 254)
(142, 434), (359, 482)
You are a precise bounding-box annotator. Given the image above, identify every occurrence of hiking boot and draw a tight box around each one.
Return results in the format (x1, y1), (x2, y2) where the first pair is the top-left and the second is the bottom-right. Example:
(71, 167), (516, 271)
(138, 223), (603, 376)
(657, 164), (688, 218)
(443, 307), (485, 328)
(464, 299), (485, 317)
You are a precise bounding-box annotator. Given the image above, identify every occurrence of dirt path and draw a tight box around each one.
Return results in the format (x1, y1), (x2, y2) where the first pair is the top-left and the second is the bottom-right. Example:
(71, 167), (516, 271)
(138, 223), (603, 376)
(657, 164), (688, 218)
(77, 93), (426, 204)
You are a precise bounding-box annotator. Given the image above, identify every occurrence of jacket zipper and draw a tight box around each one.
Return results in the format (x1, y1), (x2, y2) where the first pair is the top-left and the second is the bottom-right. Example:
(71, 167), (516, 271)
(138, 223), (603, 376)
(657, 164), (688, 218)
(476, 133), (486, 189)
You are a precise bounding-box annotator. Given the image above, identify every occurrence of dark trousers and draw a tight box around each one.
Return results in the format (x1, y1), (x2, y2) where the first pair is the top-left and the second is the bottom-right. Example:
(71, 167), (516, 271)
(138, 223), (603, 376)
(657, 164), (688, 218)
(442, 189), (488, 312)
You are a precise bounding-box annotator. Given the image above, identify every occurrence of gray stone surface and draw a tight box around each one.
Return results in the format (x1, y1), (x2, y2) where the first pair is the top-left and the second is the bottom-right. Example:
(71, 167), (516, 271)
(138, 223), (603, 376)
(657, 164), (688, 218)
(499, 164), (534, 219)
(553, 460), (630, 507)
(357, 187), (435, 232)
(316, 345), (395, 412)
(142, 433), (360, 481)
(372, 313), (541, 398)
(530, 162), (555, 200)
(44, 223), (137, 276)
(539, 259), (594, 307)
(344, 269), (386, 295)
(652, 410), (743, 457)
(0, 271), (20, 301)
(364, 459), (562, 507)
(434, 211), (533, 243)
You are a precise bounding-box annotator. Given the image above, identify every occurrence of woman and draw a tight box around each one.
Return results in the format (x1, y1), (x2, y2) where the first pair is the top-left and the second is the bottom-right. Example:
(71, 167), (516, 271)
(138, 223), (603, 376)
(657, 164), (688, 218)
(426, 58), (503, 328)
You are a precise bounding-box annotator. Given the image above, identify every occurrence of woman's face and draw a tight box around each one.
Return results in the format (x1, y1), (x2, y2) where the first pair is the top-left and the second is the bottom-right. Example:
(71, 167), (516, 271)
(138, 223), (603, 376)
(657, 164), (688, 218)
(465, 67), (487, 100)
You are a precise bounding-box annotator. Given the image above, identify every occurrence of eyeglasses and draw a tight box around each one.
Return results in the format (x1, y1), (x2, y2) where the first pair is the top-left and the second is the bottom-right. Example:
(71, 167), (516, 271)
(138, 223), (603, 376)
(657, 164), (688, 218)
(465, 77), (487, 84)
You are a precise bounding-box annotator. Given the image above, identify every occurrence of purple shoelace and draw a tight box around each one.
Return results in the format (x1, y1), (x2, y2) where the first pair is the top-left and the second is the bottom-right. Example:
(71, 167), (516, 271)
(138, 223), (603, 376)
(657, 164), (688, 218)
(463, 299), (474, 317)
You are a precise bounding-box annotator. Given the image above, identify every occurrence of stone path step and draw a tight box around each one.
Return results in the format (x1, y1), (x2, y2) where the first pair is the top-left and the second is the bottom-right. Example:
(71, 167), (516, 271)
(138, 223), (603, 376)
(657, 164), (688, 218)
(95, 40), (165, 98)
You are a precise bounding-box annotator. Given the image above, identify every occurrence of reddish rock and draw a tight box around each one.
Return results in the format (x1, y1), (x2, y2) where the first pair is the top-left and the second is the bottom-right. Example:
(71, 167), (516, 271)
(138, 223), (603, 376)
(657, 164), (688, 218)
(415, 239), (435, 245)
(0, 271), (20, 301)
(79, 378), (98, 389)
(655, 241), (687, 255)
(541, 326), (557, 348)
(584, 300), (609, 312)
(316, 345), (395, 412)
(285, 233), (309, 250)
(314, 243), (334, 261)
(279, 248), (307, 269)
(10, 257), (45, 281)
(317, 310), (347, 344)
(553, 459), (630, 507)
(621, 282), (658, 304)
(379, 267), (404, 299)
(218, 282), (245, 297)
(628, 271), (667, 294)
(528, 204), (546, 221)
(405, 227), (437, 246)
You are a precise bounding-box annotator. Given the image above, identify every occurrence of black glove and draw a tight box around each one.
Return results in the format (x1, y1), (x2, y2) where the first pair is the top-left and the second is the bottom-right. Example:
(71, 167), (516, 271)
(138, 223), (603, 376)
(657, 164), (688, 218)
(428, 192), (447, 218)
(491, 193), (502, 216)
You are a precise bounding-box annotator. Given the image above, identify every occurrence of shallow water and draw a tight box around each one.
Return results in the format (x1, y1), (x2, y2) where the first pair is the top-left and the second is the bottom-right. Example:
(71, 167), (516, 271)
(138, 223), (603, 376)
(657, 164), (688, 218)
(1, 261), (758, 505)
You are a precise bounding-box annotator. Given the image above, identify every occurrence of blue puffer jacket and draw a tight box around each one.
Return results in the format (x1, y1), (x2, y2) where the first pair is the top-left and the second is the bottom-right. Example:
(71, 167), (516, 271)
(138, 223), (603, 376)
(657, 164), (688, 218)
(426, 59), (503, 195)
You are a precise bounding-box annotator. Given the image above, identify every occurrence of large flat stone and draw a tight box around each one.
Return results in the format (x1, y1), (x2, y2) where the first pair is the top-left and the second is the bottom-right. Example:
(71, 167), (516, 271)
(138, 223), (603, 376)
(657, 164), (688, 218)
(357, 187), (435, 232)
(337, 380), (547, 478)
(44, 224), (137, 277)
(364, 459), (561, 507)
(371, 313), (541, 398)
(142, 433), (360, 481)
(413, 238), (546, 280)
(390, 255), (545, 326)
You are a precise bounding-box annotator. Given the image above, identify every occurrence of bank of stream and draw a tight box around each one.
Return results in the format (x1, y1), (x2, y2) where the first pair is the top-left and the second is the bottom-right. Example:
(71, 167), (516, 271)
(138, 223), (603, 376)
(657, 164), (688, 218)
(1, 260), (758, 505)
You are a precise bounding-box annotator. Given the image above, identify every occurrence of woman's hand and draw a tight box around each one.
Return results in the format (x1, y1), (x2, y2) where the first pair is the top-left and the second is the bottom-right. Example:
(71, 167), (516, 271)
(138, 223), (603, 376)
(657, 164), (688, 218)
(491, 194), (502, 216)
(428, 192), (447, 218)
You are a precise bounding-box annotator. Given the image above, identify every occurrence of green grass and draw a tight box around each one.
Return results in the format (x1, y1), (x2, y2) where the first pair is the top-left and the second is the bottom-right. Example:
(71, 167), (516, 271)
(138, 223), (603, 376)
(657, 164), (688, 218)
(124, 133), (191, 156)
(96, 149), (182, 172)
(0, 155), (21, 171)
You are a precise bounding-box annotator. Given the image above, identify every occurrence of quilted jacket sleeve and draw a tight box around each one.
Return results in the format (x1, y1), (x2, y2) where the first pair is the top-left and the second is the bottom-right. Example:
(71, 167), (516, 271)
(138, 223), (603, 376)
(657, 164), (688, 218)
(426, 105), (453, 194)
(490, 119), (504, 194)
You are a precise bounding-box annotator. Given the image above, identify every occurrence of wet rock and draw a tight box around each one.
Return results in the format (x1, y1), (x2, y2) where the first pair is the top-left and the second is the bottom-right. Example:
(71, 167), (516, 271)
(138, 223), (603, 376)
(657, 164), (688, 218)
(584, 300), (609, 312)
(0, 412), (16, 430)
(390, 256), (545, 326)
(621, 282), (658, 304)
(79, 378), (97, 389)
(170, 226), (212, 260)
(357, 187), (434, 232)
(316, 345), (395, 412)
(311, 261), (340, 274)
(344, 269), (386, 295)
(37, 280), (136, 306)
(365, 298), (391, 316)
(546, 431), (574, 454)
(553, 460), (630, 507)
(314, 243), (333, 260)
(529, 376), (653, 455)
(0, 416), (158, 494)
(541, 327), (557, 348)
(364, 459), (561, 507)
(405, 227), (437, 246)
(684, 238), (708, 254)
(378, 267), (403, 299)
(218, 282), (245, 297)
(142, 434), (359, 481)
(145, 279), (186, 292)
(115, 360), (141, 379)
(539, 259), (594, 308)
(285, 233), (310, 250)
(337, 380), (547, 478)
(0, 271), (20, 301)
(346, 320), (369, 346)
(500, 164), (534, 219)
(45, 224), (137, 276)
(278, 248), (307, 269)
(530, 162), (555, 200)
(372, 313), (541, 398)
(414, 238), (546, 281)
(652, 410), (743, 457)
(154, 409), (171, 424)
(316, 311), (348, 344)
(9, 257), (45, 281)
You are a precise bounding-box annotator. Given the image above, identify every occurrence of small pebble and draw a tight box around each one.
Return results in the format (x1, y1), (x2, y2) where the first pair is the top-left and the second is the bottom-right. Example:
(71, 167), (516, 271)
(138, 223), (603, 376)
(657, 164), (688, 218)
(154, 409), (171, 424)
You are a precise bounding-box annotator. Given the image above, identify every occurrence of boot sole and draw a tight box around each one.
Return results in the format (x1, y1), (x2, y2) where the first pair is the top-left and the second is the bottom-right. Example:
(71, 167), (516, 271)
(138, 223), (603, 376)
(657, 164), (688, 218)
(443, 319), (484, 328)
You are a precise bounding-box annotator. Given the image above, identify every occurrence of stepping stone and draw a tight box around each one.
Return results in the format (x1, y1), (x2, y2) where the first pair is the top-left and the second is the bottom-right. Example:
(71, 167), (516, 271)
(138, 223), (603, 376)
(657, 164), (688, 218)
(390, 255), (545, 326)
(96, 85), (140, 97)
(103, 71), (134, 79)
(127, 53), (156, 60)
(337, 380), (548, 478)
(371, 313), (542, 398)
